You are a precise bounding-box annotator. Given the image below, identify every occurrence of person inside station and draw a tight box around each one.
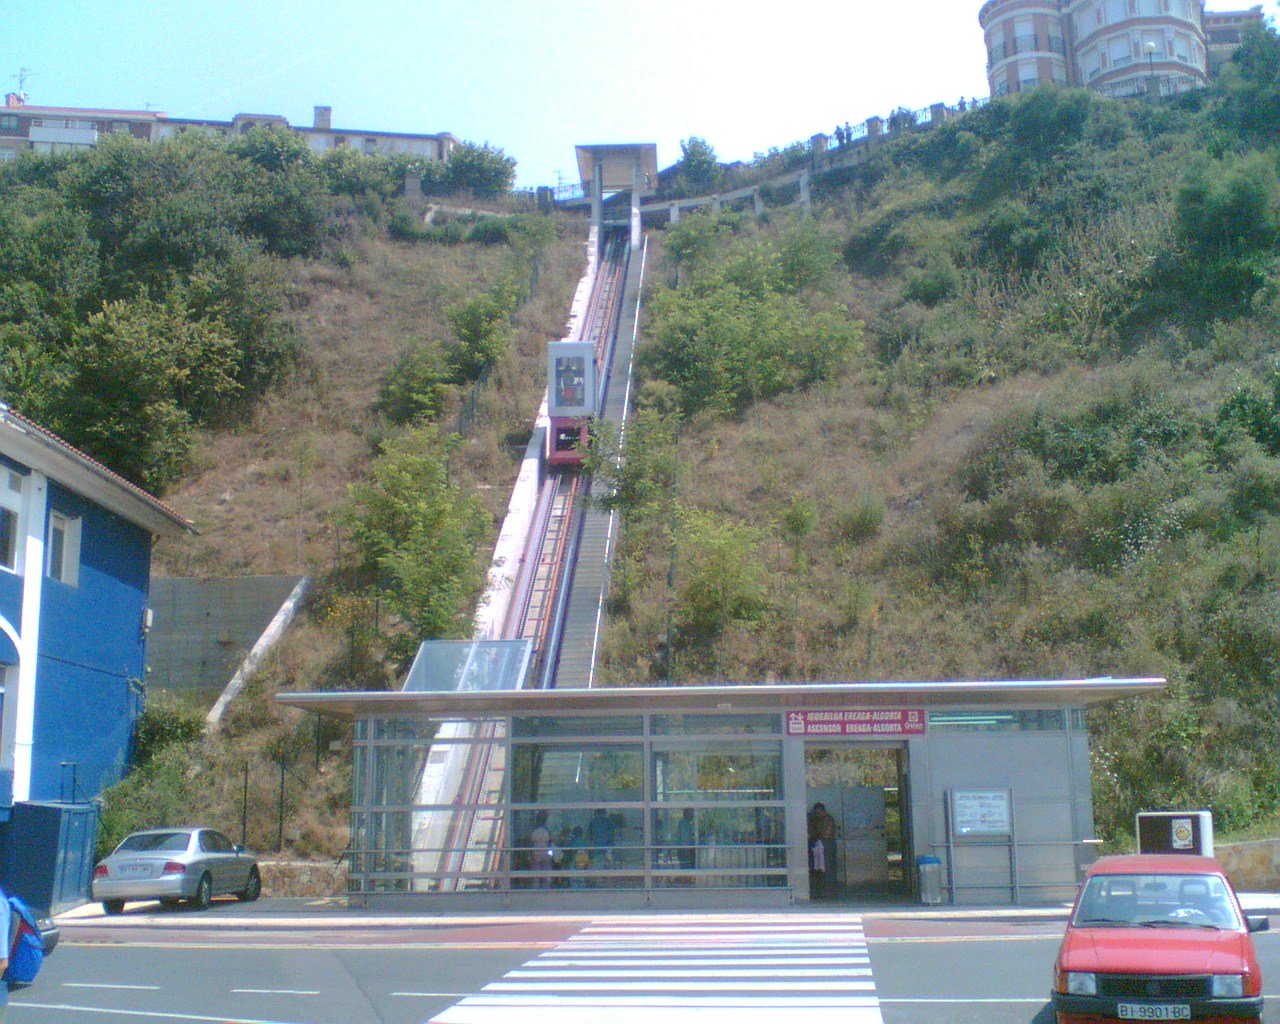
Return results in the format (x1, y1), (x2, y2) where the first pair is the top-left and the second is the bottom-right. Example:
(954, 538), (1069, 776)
(588, 808), (617, 867)
(808, 802), (837, 899)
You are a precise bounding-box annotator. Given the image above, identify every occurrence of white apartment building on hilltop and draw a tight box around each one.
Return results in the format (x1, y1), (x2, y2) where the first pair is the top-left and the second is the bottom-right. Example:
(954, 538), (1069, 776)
(0, 98), (457, 163)
(979, 0), (1263, 99)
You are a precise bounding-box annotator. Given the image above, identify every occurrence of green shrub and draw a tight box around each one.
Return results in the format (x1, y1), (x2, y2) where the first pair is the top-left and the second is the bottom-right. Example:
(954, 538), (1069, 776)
(132, 693), (206, 769)
(903, 255), (960, 308)
(376, 345), (452, 425)
(97, 743), (205, 858)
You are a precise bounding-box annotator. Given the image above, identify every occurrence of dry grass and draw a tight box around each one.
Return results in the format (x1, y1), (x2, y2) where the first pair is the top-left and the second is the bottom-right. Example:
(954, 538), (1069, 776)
(127, 212), (588, 860)
(153, 217), (587, 577)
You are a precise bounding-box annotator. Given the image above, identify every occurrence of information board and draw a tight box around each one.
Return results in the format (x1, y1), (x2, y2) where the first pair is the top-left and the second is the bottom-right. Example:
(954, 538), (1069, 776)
(951, 789), (1012, 836)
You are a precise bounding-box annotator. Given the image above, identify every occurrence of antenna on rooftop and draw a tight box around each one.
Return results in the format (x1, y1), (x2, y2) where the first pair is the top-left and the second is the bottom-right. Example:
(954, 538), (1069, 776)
(12, 67), (34, 103)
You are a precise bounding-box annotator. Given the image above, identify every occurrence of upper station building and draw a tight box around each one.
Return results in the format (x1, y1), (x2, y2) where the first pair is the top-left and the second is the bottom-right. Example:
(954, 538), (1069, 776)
(978, 0), (1264, 99)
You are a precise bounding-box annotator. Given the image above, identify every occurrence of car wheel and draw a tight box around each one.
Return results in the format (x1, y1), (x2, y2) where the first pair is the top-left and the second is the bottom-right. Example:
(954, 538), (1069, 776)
(238, 866), (262, 902)
(102, 899), (125, 916)
(190, 873), (212, 911)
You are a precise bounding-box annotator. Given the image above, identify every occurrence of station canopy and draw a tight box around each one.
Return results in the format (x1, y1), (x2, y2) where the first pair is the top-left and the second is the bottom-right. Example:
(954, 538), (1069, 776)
(278, 672), (1166, 720)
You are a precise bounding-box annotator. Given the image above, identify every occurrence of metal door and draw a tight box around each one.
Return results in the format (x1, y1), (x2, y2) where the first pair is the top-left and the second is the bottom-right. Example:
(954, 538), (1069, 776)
(808, 784), (888, 893)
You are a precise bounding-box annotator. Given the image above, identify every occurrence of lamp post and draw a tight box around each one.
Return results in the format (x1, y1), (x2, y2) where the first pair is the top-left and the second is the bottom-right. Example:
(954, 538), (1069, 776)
(1145, 41), (1157, 95)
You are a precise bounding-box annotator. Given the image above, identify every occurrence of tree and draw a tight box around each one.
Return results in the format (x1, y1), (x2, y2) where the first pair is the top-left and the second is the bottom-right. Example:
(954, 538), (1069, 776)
(56, 297), (242, 489)
(229, 130), (327, 258)
(1172, 152), (1280, 311)
(589, 409), (681, 517)
(58, 132), (251, 291)
(662, 209), (734, 272)
(644, 233), (861, 415)
(0, 184), (100, 333)
(444, 289), (516, 381)
(229, 124), (313, 173)
(675, 137), (721, 197)
(343, 425), (489, 660)
(442, 142), (516, 197)
(1220, 21), (1280, 143)
(376, 345), (452, 425)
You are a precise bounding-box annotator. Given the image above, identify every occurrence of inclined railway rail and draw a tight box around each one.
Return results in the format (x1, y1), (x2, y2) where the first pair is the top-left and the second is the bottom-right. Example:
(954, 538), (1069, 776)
(417, 230), (634, 891)
(508, 229), (628, 682)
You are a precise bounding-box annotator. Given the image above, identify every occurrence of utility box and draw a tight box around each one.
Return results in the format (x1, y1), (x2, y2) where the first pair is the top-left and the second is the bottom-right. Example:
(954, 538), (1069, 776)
(5, 801), (99, 912)
(1136, 810), (1213, 857)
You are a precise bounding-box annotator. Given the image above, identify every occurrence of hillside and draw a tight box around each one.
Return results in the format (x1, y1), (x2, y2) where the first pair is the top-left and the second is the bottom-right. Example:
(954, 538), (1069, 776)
(0, 129), (591, 854)
(593, 68), (1280, 844)
(9, 31), (1280, 858)
(151, 224), (587, 577)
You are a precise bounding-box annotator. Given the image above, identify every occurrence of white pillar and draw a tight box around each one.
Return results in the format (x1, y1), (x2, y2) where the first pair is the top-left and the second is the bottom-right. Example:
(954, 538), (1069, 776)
(13, 471), (47, 801)
(631, 161), (643, 250)
(591, 161), (603, 245)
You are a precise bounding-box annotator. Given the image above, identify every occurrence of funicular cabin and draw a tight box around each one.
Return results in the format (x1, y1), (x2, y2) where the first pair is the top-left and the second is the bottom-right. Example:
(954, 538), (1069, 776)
(546, 341), (597, 468)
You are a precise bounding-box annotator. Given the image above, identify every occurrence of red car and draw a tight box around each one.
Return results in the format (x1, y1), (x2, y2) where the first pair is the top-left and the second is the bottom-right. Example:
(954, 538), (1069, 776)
(1052, 854), (1268, 1023)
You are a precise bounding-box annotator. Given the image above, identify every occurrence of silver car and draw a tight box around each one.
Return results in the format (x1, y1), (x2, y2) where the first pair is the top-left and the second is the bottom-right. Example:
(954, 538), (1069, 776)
(91, 827), (261, 914)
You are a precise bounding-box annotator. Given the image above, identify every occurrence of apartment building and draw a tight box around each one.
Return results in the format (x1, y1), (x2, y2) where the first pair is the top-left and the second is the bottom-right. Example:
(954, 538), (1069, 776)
(0, 97), (158, 161)
(0, 95), (456, 163)
(978, 0), (1264, 99)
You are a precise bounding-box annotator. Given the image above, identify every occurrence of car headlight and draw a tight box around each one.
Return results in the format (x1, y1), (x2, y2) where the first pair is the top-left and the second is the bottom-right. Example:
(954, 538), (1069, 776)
(1211, 974), (1244, 998)
(1064, 972), (1098, 996)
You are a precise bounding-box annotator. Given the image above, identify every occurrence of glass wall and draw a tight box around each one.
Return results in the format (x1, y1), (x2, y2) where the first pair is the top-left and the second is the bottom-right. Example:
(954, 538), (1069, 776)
(347, 710), (790, 893)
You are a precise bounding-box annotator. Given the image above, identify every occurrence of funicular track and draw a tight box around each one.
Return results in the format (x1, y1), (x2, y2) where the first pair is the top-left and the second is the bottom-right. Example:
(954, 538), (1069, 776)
(417, 231), (632, 891)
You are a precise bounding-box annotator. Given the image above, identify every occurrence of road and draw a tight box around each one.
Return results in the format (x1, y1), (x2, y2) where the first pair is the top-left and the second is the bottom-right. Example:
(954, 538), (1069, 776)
(16, 899), (1280, 1024)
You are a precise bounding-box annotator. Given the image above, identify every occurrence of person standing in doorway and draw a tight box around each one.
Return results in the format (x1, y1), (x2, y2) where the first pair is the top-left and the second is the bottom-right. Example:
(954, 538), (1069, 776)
(808, 802), (837, 899)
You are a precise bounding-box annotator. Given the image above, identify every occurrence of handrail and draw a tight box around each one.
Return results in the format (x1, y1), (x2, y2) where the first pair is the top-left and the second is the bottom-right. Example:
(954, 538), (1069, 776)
(345, 840), (791, 891)
(931, 837), (1104, 902)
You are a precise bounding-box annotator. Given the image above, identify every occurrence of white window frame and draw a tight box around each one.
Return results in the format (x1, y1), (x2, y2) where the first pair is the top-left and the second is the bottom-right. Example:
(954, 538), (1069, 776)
(46, 511), (81, 586)
(0, 471), (24, 574)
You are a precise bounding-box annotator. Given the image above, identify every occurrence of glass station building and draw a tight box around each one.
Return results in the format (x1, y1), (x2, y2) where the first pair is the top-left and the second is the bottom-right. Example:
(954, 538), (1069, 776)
(279, 642), (1163, 909)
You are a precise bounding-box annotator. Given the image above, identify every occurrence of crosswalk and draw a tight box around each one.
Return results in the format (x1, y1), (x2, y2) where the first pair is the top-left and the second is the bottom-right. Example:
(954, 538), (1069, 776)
(427, 913), (883, 1023)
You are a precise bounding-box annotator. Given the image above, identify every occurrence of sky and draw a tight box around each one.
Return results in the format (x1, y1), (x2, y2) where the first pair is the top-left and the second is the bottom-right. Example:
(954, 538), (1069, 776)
(3, 1), (1275, 190)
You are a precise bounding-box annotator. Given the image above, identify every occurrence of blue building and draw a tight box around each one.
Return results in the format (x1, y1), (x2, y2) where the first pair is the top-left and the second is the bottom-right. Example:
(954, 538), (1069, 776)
(0, 403), (191, 907)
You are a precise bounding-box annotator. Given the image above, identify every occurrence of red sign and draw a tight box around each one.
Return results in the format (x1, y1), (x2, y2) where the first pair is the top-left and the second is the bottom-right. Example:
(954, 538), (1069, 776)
(786, 709), (926, 737)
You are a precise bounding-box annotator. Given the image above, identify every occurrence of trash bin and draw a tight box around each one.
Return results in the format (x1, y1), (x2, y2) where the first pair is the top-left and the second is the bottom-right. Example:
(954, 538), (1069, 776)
(917, 855), (943, 905)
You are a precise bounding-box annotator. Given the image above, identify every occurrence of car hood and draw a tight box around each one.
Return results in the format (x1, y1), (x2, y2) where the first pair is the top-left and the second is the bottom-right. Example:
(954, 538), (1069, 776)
(1060, 925), (1253, 975)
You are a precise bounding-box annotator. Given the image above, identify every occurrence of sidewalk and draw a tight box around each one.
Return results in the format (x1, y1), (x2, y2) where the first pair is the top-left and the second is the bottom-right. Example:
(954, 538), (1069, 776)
(56, 891), (1280, 928)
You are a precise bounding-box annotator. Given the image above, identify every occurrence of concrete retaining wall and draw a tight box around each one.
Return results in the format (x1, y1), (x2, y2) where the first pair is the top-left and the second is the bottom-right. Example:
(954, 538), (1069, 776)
(147, 575), (305, 693)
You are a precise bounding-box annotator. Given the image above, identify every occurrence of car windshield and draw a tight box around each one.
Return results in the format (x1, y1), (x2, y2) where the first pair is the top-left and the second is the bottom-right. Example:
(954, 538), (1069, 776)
(1073, 872), (1239, 928)
(117, 831), (191, 853)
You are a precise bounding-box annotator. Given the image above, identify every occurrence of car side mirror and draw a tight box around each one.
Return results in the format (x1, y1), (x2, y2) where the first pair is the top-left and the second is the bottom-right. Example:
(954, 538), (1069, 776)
(1246, 915), (1270, 933)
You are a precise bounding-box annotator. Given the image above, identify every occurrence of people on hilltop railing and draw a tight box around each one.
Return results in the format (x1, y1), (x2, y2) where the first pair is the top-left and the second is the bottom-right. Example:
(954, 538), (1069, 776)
(555, 95), (989, 207)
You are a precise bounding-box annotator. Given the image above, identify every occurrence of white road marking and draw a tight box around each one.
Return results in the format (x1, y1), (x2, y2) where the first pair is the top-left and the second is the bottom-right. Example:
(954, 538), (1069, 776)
(427, 913), (885, 1024)
(230, 988), (322, 995)
(12, 1000), (308, 1023)
(62, 983), (163, 991)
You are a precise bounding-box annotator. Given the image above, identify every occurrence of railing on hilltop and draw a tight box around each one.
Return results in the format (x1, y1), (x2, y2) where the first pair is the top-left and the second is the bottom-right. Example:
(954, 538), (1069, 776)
(544, 96), (991, 212)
